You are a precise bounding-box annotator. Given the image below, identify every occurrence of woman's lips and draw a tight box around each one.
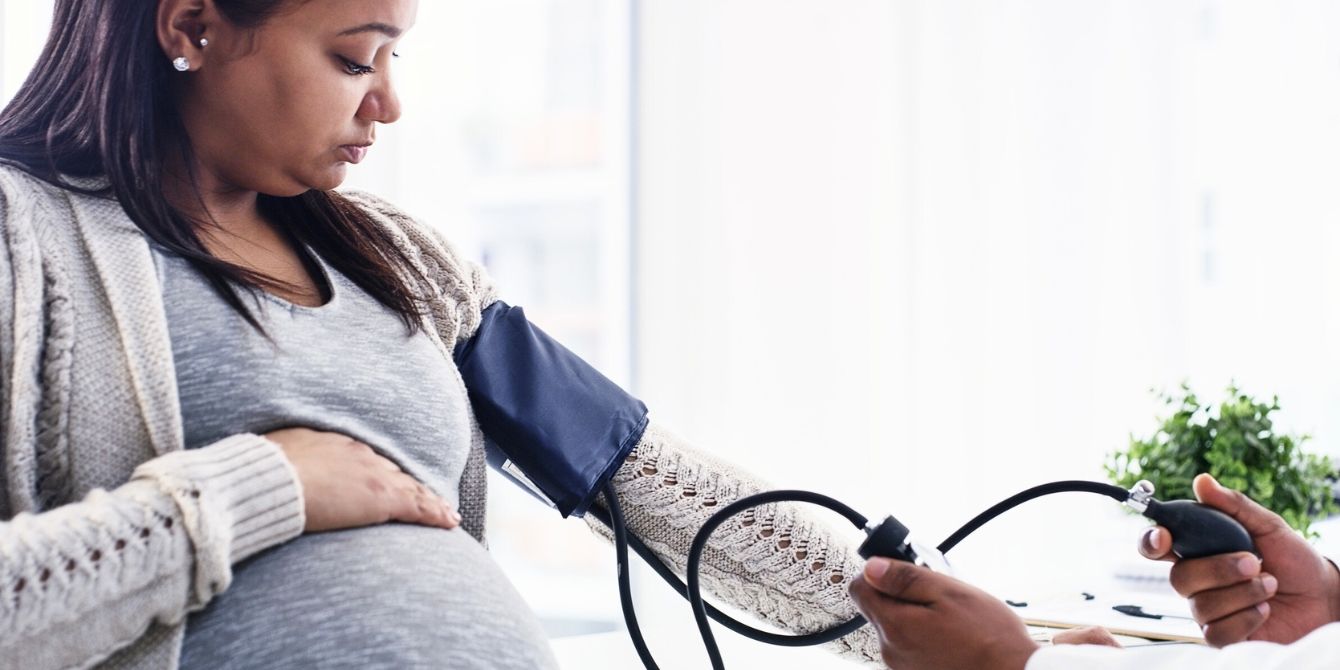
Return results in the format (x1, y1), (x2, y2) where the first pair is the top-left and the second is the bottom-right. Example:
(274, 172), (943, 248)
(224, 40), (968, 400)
(340, 145), (370, 164)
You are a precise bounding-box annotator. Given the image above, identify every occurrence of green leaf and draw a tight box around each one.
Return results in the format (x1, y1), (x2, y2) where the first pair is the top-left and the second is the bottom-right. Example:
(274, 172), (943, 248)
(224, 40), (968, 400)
(1107, 383), (1334, 534)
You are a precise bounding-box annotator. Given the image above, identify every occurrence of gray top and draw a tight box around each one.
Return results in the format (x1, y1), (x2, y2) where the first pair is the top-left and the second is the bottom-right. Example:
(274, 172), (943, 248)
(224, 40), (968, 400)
(151, 244), (558, 669)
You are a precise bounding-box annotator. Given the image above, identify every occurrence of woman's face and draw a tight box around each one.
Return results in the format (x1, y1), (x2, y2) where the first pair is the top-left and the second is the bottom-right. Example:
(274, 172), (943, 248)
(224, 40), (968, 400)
(175, 0), (417, 196)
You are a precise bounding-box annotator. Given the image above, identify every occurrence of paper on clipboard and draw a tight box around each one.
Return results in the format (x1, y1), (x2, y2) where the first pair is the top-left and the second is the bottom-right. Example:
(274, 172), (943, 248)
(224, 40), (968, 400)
(1007, 590), (1205, 643)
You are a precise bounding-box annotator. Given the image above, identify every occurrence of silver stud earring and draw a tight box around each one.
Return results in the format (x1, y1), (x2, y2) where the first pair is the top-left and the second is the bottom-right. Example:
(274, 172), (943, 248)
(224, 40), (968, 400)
(199, 37), (209, 48)
(173, 56), (190, 72)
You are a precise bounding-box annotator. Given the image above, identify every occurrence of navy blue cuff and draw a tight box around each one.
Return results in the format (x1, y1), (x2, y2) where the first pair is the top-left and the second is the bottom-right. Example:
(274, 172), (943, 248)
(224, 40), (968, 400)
(455, 302), (649, 517)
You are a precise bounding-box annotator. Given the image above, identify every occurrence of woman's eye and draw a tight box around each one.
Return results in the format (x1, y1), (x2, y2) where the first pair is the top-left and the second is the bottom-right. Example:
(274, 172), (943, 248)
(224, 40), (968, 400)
(339, 56), (376, 76)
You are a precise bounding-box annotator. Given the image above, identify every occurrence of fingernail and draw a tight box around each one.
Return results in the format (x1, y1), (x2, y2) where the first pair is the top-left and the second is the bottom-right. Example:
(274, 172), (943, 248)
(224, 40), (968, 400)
(1262, 574), (1278, 595)
(1257, 601), (1271, 617)
(1238, 556), (1259, 577)
(451, 510), (462, 523)
(1141, 528), (1161, 554)
(865, 557), (892, 581)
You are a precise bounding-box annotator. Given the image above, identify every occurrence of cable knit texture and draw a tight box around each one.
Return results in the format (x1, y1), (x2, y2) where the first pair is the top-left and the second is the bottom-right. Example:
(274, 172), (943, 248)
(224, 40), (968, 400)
(0, 434), (305, 669)
(586, 422), (883, 666)
(0, 166), (876, 669)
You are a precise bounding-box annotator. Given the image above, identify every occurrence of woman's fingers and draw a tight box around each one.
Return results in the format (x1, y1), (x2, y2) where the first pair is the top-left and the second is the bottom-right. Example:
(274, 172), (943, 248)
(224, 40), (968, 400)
(392, 487), (458, 529)
(393, 479), (459, 529)
(420, 491), (460, 530)
(1189, 574), (1278, 624)
(371, 456), (459, 530)
(1202, 601), (1270, 648)
(268, 427), (461, 532)
(423, 485), (461, 529)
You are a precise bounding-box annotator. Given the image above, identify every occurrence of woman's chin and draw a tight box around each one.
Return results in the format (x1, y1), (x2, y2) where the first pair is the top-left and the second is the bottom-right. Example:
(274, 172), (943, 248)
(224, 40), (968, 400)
(287, 165), (348, 194)
(253, 165), (348, 197)
(314, 164), (349, 191)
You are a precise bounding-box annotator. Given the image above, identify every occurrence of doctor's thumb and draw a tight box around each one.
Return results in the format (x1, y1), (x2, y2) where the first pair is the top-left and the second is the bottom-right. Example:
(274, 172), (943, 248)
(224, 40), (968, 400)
(1191, 473), (1290, 538)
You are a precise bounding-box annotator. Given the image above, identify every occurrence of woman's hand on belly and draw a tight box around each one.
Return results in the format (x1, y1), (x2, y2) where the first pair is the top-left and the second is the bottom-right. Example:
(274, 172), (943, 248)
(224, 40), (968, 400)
(264, 427), (462, 533)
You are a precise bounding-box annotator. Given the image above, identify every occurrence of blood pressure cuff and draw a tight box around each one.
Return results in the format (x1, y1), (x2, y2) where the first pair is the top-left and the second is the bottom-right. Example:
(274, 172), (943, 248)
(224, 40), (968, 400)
(453, 301), (649, 518)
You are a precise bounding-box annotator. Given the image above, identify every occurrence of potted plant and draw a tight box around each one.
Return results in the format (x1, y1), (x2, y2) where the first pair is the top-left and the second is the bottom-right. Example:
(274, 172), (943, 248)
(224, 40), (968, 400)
(1106, 383), (1338, 538)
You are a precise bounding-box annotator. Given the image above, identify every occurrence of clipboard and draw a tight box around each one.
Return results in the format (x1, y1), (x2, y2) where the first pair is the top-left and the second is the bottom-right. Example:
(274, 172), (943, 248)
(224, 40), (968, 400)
(1007, 591), (1205, 643)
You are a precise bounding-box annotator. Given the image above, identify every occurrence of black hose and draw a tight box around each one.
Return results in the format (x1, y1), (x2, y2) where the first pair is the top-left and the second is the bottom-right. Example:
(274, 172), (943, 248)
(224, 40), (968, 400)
(590, 496), (867, 639)
(602, 484), (660, 669)
(594, 479), (1134, 669)
(936, 480), (1129, 554)
(684, 490), (871, 670)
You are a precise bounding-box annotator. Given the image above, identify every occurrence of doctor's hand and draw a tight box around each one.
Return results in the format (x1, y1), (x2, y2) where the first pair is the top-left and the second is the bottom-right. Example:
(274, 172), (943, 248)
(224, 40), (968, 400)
(849, 557), (1039, 670)
(1138, 473), (1340, 647)
(265, 427), (461, 534)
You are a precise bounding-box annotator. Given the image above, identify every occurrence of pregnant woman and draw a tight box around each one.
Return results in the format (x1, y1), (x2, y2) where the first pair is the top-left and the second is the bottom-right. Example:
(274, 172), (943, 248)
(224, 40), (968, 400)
(0, 1), (881, 667)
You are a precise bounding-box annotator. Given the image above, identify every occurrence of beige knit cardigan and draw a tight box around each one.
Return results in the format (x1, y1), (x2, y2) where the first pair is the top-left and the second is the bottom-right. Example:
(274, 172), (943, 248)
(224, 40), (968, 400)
(0, 165), (879, 669)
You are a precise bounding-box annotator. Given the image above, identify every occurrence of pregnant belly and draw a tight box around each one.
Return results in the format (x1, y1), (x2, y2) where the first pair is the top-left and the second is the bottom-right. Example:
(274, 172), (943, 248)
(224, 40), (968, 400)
(181, 523), (558, 670)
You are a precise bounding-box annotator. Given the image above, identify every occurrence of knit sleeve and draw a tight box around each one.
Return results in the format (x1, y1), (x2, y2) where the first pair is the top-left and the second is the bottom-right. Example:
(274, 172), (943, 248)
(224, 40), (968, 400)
(0, 170), (307, 667)
(0, 435), (306, 669)
(584, 421), (885, 667)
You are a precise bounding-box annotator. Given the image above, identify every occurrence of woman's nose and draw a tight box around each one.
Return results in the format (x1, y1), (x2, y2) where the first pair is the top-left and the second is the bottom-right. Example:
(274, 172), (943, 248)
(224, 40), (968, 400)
(359, 76), (402, 125)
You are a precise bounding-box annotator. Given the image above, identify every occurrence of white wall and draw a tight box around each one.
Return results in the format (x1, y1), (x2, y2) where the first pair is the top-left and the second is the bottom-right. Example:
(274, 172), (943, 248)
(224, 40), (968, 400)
(0, 0), (54, 101)
(634, 0), (1340, 584)
(636, 0), (907, 509)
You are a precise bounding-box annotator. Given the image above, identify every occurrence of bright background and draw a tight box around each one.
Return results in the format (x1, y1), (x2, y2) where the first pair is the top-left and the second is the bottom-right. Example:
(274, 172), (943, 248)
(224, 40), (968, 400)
(6, 1), (1340, 667)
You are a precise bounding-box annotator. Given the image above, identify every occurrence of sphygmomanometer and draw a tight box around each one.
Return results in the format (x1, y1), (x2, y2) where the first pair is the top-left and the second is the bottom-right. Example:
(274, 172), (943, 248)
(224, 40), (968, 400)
(456, 302), (1258, 670)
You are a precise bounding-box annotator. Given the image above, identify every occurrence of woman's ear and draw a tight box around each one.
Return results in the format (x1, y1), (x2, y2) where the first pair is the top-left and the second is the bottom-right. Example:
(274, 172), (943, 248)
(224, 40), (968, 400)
(155, 0), (216, 72)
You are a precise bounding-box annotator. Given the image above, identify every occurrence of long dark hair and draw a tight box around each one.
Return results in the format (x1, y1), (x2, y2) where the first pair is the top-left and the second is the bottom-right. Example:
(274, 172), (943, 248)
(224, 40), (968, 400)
(0, 0), (432, 334)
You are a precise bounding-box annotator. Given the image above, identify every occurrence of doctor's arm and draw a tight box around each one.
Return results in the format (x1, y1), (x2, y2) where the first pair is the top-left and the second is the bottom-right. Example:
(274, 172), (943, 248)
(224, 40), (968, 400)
(849, 556), (1340, 670)
(847, 473), (1340, 670)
